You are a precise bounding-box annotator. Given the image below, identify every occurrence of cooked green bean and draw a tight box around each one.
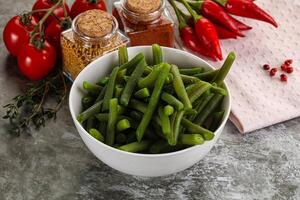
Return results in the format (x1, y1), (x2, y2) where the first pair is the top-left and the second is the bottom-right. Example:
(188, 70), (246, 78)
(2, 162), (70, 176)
(158, 107), (171, 138)
(169, 110), (184, 146)
(119, 53), (144, 71)
(116, 69), (127, 83)
(117, 105), (126, 115)
(149, 140), (183, 154)
(180, 74), (200, 84)
(181, 118), (214, 140)
(95, 113), (128, 122)
(164, 105), (174, 116)
(123, 75), (130, 82)
(120, 59), (146, 106)
(194, 94), (224, 126)
(138, 64), (163, 88)
(128, 99), (148, 113)
(210, 83), (228, 96)
(185, 109), (197, 115)
(134, 88), (150, 99)
(115, 85), (124, 98)
(179, 67), (204, 75)
(102, 67), (119, 111)
(209, 110), (225, 131)
(95, 113), (108, 122)
(152, 44), (163, 65)
(136, 63), (171, 142)
(171, 65), (192, 110)
(83, 81), (102, 95)
(89, 128), (104, 142)
(194, 70), (219, 82)
(129, 99), (162, 126)
(77, 100), (102, 123)
(118, 140), (151, 153)
(97, 76), (109, 86)
(178, 134), (204, 145)
(106, 98), (119, 146)
(118, 46), (128, 66)
(82, 96), (94, 110)
(86, 117), (95, 132)
(189, 92), (214, 121)
(165, 73), (174, 84)
(185, 83), (197, 93)
(143, 66), (153, 75)
(187, 82), (211, 103)
(128, 99), (165, 125)
(95, 85), (107, 102)
(212, 52), (236, 86)
(117, 119), (131, 132)
(161, 92), (184, 111)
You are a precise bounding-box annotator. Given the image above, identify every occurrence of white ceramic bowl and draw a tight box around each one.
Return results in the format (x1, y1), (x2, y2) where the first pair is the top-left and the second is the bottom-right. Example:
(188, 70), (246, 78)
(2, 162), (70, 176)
(69, 46), (231, 177)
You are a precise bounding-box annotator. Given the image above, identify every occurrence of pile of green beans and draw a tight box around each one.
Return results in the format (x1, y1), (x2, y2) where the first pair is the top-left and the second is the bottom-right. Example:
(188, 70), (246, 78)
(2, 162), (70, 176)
(77, 44), (235, 154)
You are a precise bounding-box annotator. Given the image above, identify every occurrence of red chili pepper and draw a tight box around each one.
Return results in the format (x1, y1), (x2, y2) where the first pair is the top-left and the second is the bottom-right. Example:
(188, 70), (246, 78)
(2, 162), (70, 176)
(194, 18), (223, 60)
(232, 17), (252, 31)
(181, 26), (217, 60)
(189, 0), (243, 37)
(169, 0), (217, 60)
(214, 0), (278, 27)
(214, 23), (239, 39)
(180, 0), (223, 60)
(184, 14), (239, 39)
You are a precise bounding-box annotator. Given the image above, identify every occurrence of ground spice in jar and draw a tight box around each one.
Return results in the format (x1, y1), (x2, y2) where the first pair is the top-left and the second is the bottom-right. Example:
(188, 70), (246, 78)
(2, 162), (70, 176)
(126, 0), (161, 14)
(61, 9), (129, 80)
(114, 0), (174, 47)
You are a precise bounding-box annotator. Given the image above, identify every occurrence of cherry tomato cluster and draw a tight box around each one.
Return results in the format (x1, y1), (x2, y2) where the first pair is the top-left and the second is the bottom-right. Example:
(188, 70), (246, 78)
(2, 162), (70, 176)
(3, 0), (107, 81)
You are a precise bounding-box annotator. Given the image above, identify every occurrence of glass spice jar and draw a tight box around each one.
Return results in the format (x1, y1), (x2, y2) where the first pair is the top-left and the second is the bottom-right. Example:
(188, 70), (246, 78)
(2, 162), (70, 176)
(113, 0), (175, 47)
(61, 9), (129, 80)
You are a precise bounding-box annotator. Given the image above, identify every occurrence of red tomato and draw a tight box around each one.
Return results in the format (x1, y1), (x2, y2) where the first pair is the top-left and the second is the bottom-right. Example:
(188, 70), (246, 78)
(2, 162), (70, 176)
(32, 0), (70, 24)
(18, 41), (57, 80)
(3, 15), (38, 57)
(70, 0), (107, 19)
(45, 18), (71, 54)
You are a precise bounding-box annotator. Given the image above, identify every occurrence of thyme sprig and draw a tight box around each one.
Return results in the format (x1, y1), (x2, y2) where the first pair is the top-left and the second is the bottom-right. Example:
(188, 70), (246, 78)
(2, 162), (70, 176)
(3, 70), (68, 135)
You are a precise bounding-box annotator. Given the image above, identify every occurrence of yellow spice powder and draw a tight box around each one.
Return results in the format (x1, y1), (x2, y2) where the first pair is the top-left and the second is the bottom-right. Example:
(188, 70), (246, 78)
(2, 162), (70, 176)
(61, 9), (127, 80)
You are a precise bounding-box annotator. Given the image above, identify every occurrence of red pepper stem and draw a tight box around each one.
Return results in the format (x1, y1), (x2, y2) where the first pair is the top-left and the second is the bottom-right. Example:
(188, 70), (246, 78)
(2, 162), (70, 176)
(213, 0), (227, 6)
(179, 0), (202, 21)
(30, 0), (63, 44)
(187, 0), (203, 10)
(178, 8), (190, 22)
(62, 0), (68, 18)
(168, 0), (187, 29)
(175, 0), (203, 9)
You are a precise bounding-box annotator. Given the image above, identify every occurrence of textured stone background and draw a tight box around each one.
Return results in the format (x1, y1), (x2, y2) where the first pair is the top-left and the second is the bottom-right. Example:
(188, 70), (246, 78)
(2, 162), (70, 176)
(0, 1), (300, 200)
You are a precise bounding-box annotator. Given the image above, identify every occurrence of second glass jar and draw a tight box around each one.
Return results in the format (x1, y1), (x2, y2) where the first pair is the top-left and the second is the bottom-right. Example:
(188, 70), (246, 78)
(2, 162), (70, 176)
(114, 0), (175, 47)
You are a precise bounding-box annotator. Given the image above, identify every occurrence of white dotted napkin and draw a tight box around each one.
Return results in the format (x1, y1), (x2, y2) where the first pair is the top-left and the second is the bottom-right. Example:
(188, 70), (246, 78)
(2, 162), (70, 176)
(168, 0), (300, 133)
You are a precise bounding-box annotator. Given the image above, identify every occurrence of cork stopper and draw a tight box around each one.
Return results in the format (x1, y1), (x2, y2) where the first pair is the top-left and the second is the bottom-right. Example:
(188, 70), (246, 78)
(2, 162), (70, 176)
(76, 9), (113, 38)
(126, 0), (161, 14)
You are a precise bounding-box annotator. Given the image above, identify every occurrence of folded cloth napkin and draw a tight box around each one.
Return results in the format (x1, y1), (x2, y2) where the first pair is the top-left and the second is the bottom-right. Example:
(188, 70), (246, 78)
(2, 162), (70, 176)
(169, 0), (300, 133)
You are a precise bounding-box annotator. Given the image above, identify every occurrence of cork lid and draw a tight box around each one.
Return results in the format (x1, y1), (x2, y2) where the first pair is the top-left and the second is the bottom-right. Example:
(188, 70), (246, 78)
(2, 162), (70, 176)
(126, 0), (161, 14)
(76, 9), (113, 38)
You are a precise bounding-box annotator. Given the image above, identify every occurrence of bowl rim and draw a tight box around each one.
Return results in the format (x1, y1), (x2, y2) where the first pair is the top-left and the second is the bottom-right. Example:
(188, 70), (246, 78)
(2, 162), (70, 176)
(69, 46), (231, 158)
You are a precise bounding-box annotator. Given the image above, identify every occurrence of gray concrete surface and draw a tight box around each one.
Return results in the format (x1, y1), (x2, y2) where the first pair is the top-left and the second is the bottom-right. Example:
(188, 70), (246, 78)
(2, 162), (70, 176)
(0, 1), (299, 200)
